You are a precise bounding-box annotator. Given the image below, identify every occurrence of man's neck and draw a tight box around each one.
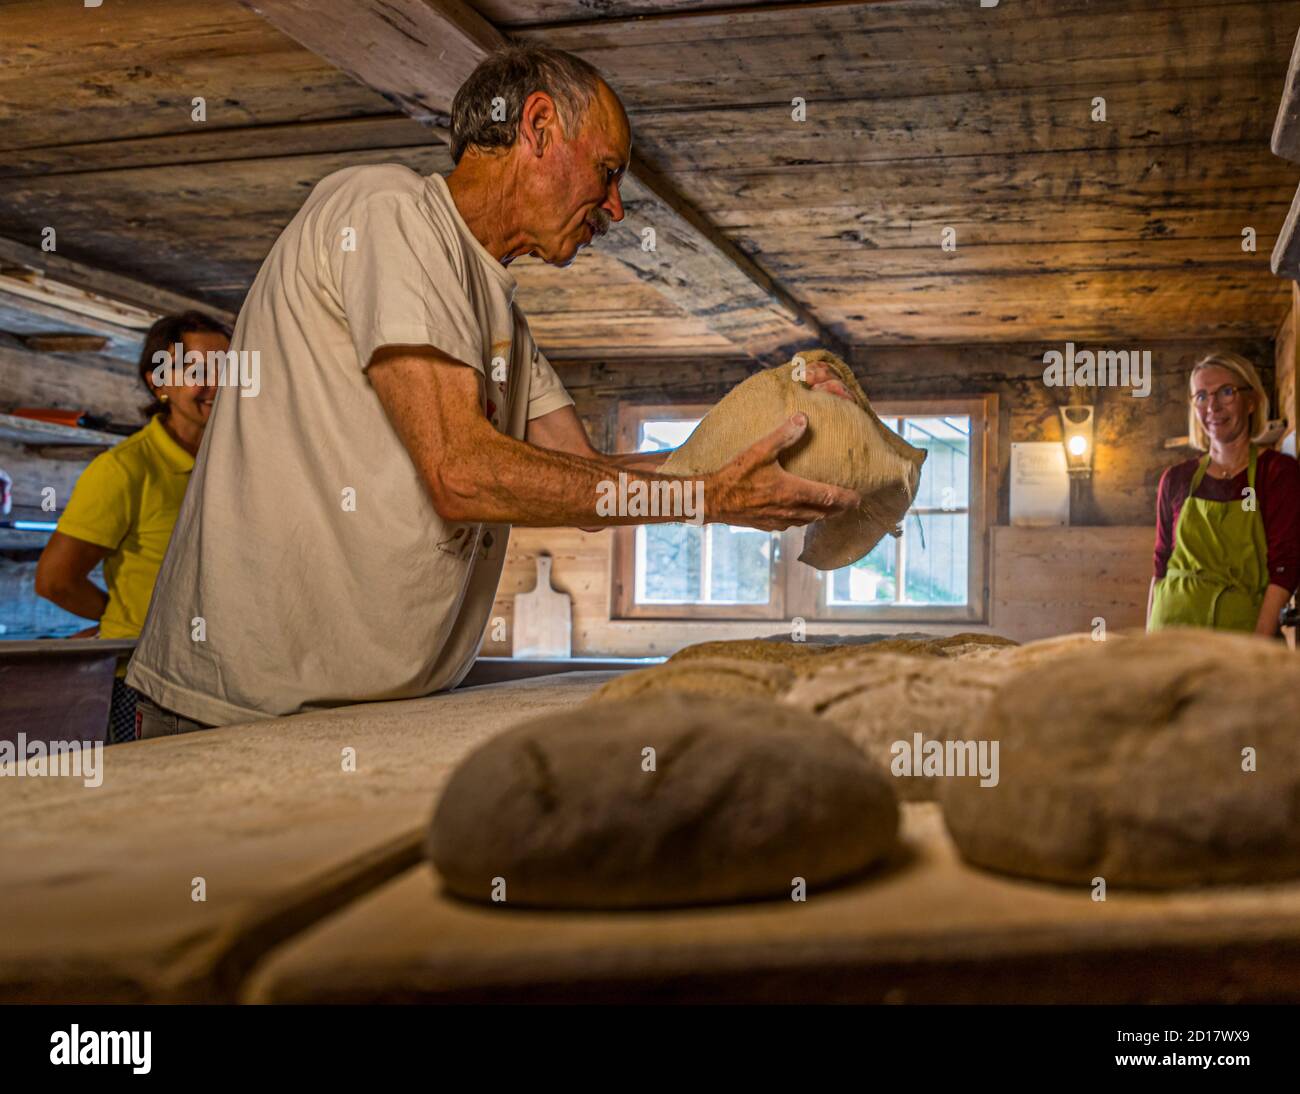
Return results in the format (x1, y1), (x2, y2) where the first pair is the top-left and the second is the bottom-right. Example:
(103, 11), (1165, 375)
(445, 155), (533, 265)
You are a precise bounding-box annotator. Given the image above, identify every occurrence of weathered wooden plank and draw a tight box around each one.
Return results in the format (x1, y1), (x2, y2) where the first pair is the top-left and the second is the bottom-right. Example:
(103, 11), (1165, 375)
(760, 239), (1273, 280)
(1271, 181), (1300, 277)
(0, 289), (142, 365)
(813, 306), (1284, 346)
(521, 0), (1293, 111)
(0, 0), (398, 152)
(1279, 284), (1299, 442)
(476, 0), (790, 28)
(0, 116), (440, 180)
(236, 0), (836, 359)
(0, 674), (615, 1003)
(628, 79), (1282, 174)
(991, 525), (1151, 641)
(679, 144), (1296, 218)
(243, 802), (1300, 1003)
(0, 412), (122, 450)
(0, 342), (147, 429)
(0, 149), (452, 313)
(0, 237), (234, 326)
(527, 314), (738, 356)
(1271, 18), (1300, 161)
(235, 0), (499, 124)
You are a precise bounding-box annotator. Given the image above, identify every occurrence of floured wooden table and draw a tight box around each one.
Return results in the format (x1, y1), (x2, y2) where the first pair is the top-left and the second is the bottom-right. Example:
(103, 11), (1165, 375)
(0, 673), (617, 1003)
(5, 670), (1300, 1004)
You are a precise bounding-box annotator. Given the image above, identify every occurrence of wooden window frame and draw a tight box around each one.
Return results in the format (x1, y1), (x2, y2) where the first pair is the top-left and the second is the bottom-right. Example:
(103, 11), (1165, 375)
(611, 403), (785, 620)
(611, 395), (996, 624)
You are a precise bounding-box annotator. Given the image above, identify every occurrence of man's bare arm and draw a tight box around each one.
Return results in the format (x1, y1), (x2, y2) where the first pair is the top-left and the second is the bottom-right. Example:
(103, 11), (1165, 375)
(526, 404), (670, 471)
(367, 346), (859, 531)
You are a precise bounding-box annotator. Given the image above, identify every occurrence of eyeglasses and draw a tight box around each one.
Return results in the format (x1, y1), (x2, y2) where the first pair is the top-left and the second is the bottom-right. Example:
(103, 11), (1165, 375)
(1191, 384), (1245, 407)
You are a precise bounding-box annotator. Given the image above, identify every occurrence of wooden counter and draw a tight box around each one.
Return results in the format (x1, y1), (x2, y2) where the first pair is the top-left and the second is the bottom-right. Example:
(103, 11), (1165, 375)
(0, 638), (135, 742)
(241, 803), (1300, 1005)
(6, 665), (1300, 1005)
(0, 672), (617, 1003)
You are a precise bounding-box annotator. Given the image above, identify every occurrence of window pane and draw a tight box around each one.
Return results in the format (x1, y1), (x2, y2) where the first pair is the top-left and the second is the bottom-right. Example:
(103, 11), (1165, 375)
(707, 526), (771, 603)
(904, 512), (967, 605)
(639, 419), (698, 452)
(905, 416), (970, 510)
(637, 523), (702, 602)
(827, 534), (897, 605)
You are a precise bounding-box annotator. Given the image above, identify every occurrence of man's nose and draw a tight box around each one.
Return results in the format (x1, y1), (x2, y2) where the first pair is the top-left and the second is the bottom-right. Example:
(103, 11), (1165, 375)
(604, 182), (625, 224)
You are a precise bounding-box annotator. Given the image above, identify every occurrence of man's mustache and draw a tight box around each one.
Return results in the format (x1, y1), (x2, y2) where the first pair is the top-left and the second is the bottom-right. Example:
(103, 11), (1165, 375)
(588, 208), (611, 237)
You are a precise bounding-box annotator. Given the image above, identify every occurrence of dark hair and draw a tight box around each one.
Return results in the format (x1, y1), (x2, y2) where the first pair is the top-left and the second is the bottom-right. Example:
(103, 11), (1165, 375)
(138, 311), (232, 419)
(450, 45), (604, 164)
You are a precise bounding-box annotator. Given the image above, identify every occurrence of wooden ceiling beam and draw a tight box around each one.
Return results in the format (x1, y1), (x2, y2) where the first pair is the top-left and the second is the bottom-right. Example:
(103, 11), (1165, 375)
(235, 0), (834, 360)
(1271, 182), (1300, 279)
(1272, 21), (1300, 162)
(0, 236), (236, 328)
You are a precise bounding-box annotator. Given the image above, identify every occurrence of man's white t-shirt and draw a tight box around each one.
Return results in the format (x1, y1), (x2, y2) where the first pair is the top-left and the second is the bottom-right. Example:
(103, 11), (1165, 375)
(127, 166), (573, 724)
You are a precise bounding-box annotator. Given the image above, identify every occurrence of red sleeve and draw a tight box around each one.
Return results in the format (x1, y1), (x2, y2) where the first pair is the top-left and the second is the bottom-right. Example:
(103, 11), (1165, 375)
(1260, 451), (1300, 594)
(1153, 465), (1178, 579)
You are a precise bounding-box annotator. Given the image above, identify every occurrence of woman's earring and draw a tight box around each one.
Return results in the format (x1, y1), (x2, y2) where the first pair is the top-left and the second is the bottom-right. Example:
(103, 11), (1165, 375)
(160, 394), (169, 403)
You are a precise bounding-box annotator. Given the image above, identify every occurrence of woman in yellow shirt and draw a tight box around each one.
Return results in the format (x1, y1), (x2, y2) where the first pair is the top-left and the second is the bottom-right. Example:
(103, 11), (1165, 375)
(35, 312), (231, 741)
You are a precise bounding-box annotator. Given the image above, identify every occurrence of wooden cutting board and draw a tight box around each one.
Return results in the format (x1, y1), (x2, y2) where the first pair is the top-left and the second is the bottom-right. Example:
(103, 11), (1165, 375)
(243, 802), (1300, 1004)
(513, 553), (572, 659)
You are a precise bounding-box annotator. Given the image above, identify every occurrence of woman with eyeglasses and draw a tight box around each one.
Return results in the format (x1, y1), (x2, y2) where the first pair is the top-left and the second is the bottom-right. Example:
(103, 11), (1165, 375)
(1148, 351), (1300, 635)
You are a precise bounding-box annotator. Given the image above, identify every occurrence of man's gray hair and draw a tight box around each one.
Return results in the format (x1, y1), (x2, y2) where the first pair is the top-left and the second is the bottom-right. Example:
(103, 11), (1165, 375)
(451, 45), (604, 164)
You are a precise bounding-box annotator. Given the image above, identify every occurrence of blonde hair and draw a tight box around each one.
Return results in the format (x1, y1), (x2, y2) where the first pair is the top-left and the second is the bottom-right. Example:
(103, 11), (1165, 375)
(1187, 350), (1269, 451)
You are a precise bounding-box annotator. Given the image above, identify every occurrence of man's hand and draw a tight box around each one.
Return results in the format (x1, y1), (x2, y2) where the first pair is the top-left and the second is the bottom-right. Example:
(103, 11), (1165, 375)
(800, 359), (856, 402)
(705, 414), (860, 531)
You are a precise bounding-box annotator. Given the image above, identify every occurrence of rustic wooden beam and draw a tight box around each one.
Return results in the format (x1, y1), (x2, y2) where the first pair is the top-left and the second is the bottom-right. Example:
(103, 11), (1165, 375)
(0, 288), (142, 365)
(0, 117), (438, 181)
(1273, 23), (1300, 162)
(0, 237), (235, 328)
(1271, 181), (1300, 279)
(235, 0), (834, 360)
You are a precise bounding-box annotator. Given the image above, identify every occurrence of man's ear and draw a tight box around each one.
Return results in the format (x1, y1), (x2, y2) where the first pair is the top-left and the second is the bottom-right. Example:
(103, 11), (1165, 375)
(519, 91), (559, 158)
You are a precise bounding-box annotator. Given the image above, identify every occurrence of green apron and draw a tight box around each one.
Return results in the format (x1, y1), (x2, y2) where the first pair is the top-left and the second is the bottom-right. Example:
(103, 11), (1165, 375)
(1149, 445), (1268, 632)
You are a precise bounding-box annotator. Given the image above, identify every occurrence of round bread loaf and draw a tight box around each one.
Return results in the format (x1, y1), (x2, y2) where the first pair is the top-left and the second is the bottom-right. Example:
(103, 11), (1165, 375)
(940, 628), (1300, 888)
(783, 652), (1010, 801)
(590, 657), (795, 703)
(429, 694), (899, 908)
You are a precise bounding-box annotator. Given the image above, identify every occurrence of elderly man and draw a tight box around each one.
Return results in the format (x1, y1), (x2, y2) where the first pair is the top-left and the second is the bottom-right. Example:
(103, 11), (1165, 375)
(126, 46), (858, 732)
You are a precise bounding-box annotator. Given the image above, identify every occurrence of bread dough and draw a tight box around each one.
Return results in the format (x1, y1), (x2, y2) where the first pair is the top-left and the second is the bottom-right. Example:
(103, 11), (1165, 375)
(997, 631), (1123, 669)
(928, 633), (1020, 660)
(429, 694), (900, 908)
(783, 652), (1009, 801)
(590, 657), (794, 703)
(940, 628), (1300, 888)
(667, 639), (836, 667)
(661, 349), (926, 569)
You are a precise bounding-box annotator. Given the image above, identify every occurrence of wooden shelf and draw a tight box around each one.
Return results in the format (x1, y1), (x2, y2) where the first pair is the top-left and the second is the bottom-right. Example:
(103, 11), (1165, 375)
(0, 411), (122, 448)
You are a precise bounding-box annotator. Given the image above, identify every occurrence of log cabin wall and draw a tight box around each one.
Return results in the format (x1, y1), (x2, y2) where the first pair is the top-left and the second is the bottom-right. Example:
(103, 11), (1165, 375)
(484, 337), (1276, 656)
(0, 330), (147, 638)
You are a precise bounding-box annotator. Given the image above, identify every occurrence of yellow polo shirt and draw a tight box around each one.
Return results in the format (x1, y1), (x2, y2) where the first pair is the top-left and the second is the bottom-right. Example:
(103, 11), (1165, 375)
(56, 416), (194, 639)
